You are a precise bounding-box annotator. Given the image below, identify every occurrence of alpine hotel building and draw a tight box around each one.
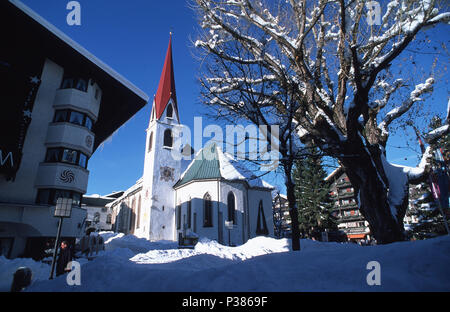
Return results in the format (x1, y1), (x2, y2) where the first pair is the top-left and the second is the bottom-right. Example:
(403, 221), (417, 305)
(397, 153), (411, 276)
(0, 0), (148, 259)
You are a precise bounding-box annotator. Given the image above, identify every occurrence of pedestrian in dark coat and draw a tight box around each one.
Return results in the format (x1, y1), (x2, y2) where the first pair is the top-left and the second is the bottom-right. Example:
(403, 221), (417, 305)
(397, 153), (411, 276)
(56, 241), (72, 277)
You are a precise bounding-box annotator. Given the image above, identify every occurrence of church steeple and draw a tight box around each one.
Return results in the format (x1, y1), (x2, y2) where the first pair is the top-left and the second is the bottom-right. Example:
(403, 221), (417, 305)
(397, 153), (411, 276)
(152, 33), (179, 122)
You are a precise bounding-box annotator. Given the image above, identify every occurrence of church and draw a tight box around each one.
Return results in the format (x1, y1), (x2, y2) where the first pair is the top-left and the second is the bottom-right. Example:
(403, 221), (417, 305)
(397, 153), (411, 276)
(108, 36), (274, 246)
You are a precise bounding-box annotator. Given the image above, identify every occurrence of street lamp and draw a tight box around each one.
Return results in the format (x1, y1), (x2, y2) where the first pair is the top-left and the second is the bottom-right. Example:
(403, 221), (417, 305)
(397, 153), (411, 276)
(49, 197), (73, 280)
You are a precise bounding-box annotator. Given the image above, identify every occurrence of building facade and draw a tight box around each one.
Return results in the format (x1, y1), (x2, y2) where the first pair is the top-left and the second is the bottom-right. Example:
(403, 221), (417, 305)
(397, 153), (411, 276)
(272, 193), (292, 238)
(326, 167), (371, 243)
(0, 0), (147, 259)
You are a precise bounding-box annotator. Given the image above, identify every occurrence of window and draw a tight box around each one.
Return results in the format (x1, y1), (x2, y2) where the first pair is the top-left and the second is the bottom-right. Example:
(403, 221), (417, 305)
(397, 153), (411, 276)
(84, 116), (93, 130)
(62, 149), (78, 164)
(166, 104), (173, 118)
(137, 196), (141, 229)
(203, 193), (213, 227)
(69, 111), (84, 126)
(54, 189), (71, 204)
(130, 199), (136, 231)
(36, 189), (51, 205)
(106, 214), (112, 224)
(176, 205), (181, 230)
(163, 129), (173, 147)
(94, 212), (100, 223)
(227, 192), (236, 224)
(60, 77), (87, 92)
(44, 147), (88, 169)
(53, 109), (94, 131)
(61, 78), (75, 89)
(54, 110), (69, 123)
(187, 199), (192, 228)
(36, 189), (82, 207)
(45, 148), (61, 163)
(148, 132), (153, 153)
(256, 200), (269, 236)
(72, 192), (81, 207)
(76, 79), (87, 92)
(78, 153), (87, 169)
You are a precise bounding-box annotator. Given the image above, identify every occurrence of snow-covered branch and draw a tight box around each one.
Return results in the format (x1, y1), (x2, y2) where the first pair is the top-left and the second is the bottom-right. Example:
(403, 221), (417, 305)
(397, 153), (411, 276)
(378, 77), (435, 140)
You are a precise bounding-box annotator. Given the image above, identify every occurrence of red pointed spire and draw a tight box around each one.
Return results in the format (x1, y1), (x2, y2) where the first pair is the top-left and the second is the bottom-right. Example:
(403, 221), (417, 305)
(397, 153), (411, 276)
(152, 33), (178, 121)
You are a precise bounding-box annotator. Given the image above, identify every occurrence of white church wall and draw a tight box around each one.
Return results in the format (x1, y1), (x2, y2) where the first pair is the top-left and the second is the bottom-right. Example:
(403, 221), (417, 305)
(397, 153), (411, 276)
(219, 181), (247, 246)
(248, 188), (274, 239)
(175, 180), (220, 242)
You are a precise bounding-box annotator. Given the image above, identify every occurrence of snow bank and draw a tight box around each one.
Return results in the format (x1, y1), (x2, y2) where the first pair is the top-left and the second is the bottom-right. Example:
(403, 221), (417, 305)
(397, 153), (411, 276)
(1, 232), (449, 292)
(0, 256), (50, 292)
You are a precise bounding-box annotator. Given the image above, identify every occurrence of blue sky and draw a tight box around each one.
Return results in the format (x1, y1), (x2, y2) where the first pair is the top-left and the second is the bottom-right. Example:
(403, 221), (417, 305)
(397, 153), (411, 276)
(21, 0), (449, 196)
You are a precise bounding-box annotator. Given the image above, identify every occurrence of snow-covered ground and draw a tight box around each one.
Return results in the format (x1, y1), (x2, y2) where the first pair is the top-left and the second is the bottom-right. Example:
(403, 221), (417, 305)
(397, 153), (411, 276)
(1, 232), (449, 292)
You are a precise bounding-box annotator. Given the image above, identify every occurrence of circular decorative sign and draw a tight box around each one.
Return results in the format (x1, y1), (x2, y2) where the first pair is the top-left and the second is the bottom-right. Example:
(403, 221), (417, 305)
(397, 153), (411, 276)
(160, 166), (174, 182)
(60, 170), (75, 183)
(85, 135), (93, 148)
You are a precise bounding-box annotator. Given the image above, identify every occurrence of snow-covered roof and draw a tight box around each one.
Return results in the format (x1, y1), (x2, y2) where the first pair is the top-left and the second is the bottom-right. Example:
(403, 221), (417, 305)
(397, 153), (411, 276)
(325, 166), (344, 182)
(174, 143), (274, 190)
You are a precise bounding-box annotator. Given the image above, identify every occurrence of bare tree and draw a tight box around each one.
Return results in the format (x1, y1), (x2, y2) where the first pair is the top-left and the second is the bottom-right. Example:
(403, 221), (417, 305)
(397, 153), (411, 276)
(192, 0), (449, 245)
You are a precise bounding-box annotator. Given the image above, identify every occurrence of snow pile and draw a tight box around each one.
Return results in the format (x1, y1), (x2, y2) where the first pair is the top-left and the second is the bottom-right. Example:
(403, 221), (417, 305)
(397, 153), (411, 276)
(131, 236), (290, 264)
(1, 232), (449, 292)
(0, 256), (50, 292)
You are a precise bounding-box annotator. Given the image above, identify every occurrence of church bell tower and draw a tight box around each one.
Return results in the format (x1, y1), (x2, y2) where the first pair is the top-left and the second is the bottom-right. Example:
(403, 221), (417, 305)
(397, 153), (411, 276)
(141, 34), (181, 241)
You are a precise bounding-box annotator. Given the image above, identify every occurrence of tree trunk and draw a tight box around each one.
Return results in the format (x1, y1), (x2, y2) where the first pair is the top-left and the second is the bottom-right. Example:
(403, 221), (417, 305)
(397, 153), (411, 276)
(286, 173), (301, 250)
(340, 142), (407, 244)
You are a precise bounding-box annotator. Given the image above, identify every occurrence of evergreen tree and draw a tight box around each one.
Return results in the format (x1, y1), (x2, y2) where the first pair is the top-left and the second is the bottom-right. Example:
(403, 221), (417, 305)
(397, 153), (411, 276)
(293, 147), (337, 239)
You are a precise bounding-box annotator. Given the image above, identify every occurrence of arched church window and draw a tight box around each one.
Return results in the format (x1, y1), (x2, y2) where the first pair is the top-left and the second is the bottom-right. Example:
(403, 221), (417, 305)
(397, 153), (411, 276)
(187, 198), (192, 228)
(148, 132), (153, 152)
(163, 129), (173, 148)
(167, 104), (173, 118)
(256, 200), (269, 236)
(203, 193), (213, 227)
(227, 192), (236, 224)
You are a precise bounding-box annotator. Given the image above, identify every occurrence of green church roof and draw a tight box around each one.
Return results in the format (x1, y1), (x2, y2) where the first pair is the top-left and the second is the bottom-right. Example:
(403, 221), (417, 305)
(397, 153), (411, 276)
(174, 142), (274, 190)
(174, 143), (221, 188)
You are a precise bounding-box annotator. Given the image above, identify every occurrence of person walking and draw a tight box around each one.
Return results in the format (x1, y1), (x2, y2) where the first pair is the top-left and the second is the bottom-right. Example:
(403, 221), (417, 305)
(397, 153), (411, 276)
(56, 241), (72, 277)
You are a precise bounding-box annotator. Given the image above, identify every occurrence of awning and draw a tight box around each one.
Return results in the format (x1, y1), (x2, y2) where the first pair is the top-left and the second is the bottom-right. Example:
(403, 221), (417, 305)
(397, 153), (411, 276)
(348, 233), (367, 239)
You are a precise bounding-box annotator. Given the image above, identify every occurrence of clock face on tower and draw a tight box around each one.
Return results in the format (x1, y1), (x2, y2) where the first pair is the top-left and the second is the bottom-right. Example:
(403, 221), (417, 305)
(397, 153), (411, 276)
(160, 166), (175, 182)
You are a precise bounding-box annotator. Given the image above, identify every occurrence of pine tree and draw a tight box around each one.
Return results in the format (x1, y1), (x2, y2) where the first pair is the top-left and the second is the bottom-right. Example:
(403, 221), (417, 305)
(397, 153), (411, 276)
(293, 147), (337, 239)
